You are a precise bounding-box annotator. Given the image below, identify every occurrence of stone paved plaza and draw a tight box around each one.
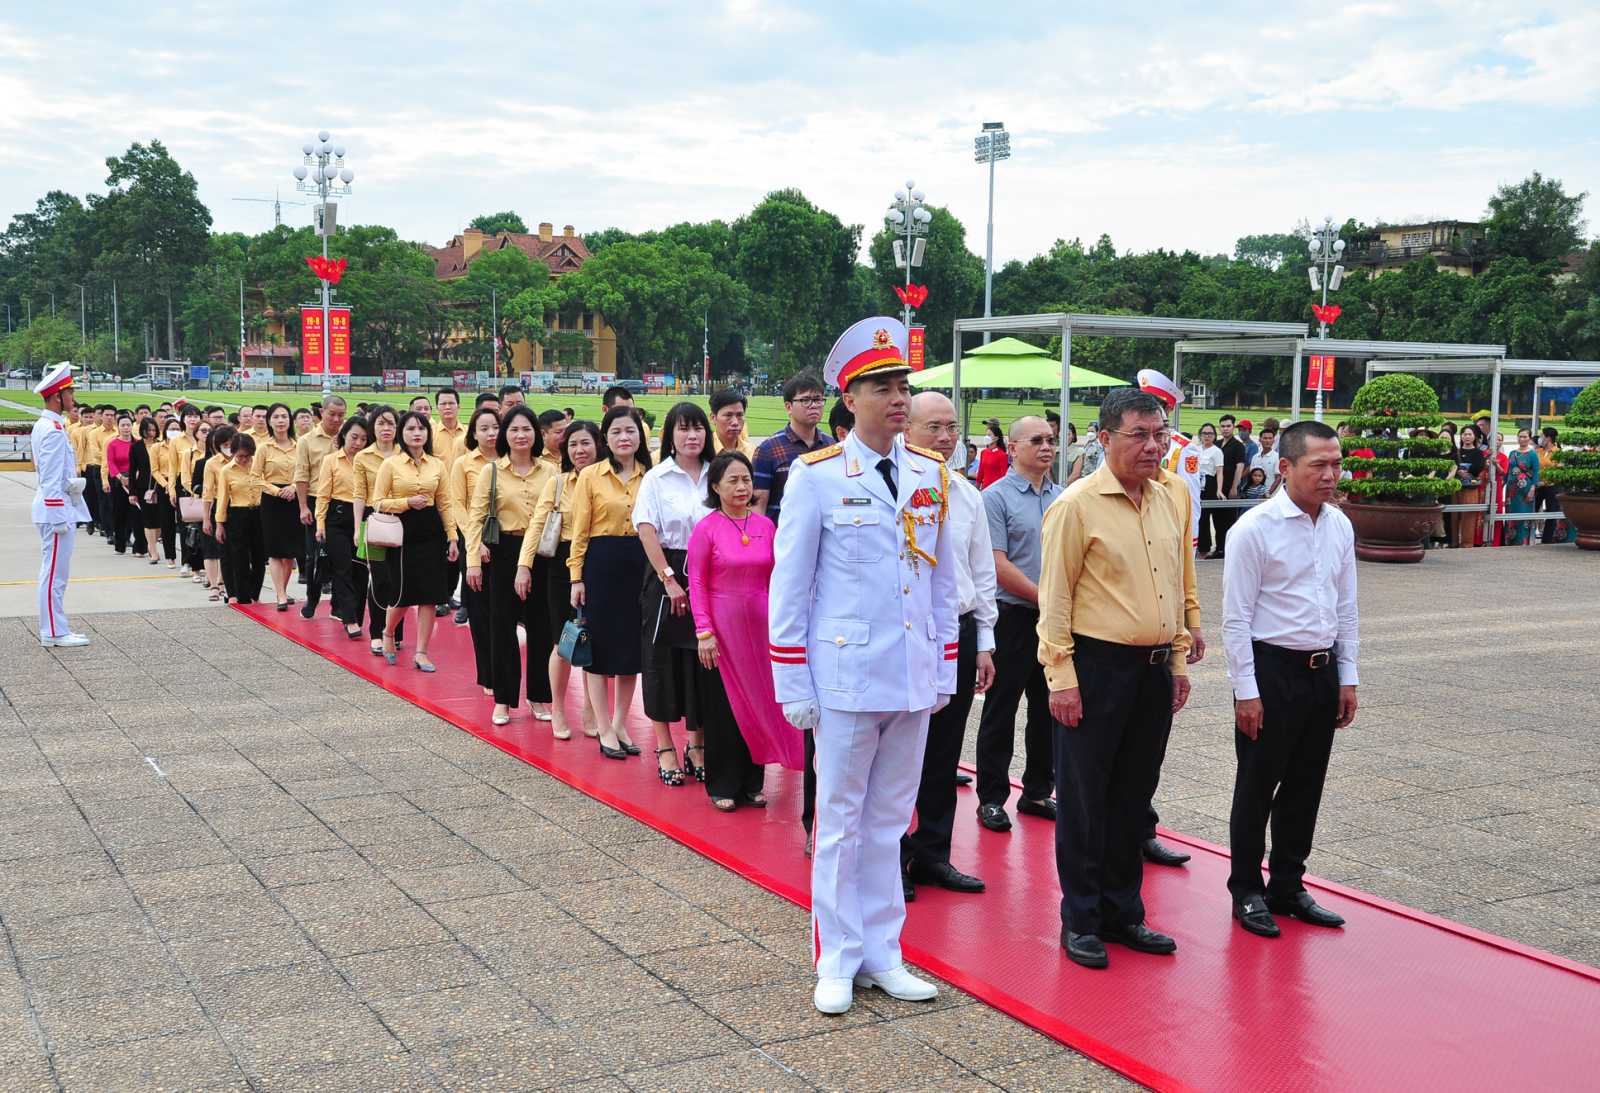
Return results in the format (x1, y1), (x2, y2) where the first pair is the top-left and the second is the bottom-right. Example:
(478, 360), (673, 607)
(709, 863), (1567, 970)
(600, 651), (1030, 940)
(0, 537), (1596, 1090)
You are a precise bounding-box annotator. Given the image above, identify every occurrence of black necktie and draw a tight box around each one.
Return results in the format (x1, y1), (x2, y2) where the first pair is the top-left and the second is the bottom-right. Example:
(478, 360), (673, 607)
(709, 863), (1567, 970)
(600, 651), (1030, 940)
(876, 457), (897, 500)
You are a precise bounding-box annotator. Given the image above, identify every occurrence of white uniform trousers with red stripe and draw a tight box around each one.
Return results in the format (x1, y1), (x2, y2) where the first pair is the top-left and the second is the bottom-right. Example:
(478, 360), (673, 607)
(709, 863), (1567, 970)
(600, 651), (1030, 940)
(37, 523), (74, 641)
(811, 705), (930, 980)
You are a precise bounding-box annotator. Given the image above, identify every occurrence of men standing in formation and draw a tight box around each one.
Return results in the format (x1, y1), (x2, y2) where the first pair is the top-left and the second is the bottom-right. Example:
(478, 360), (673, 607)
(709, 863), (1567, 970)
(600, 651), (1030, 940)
(31, 363), (91, 648)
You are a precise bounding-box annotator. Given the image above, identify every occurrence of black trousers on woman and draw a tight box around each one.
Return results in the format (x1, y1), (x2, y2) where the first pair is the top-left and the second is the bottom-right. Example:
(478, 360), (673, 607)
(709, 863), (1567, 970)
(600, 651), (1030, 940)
(488, 534), (553, 707)
(224, 508), (267, 604)
(156, 494), (177, 561)
(110, 480), (135, 554)
(323, 502), (361, 626)
(462, 533), (492, 690)
(696, 659), (762, 802)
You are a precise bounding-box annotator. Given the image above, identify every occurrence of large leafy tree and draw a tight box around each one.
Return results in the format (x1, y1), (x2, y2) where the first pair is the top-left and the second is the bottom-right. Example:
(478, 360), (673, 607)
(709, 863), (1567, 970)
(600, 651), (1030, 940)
(0, 314), (81, 370)
(452, 245), (548, 355)
(1484, 172), (1588, 263)
(469, 211), (528, 236)
(734, 189), (858, 376)
(179, 233), (249, 362)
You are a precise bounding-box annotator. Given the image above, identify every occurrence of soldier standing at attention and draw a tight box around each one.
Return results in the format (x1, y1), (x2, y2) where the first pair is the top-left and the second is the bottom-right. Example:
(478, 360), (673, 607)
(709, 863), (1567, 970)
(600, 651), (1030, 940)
(31, 363), (92, 648)
(769, 317), (959, 1016)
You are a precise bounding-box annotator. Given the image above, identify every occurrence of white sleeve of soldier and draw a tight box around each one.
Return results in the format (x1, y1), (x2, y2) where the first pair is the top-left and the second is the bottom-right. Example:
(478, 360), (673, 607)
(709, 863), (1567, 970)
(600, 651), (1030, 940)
(768, 456), (823, 707)
(33, 422), (72, 527)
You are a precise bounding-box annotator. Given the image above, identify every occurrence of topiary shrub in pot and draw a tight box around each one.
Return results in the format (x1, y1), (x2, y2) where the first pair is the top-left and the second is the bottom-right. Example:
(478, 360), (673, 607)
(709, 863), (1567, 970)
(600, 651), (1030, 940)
(1541, 377), (1600, 549)
(1338, 373), (1460, 562)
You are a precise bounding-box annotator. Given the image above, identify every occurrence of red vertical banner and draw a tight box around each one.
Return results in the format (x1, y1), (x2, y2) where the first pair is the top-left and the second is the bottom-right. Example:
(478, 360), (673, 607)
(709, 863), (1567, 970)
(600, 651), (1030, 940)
(1319, 356), (1335, 391)
(908, 325), (926, 371)
(328, 307), (352, 375)
(301, 308), (324, 374)
(1306, 355), (1323, 390)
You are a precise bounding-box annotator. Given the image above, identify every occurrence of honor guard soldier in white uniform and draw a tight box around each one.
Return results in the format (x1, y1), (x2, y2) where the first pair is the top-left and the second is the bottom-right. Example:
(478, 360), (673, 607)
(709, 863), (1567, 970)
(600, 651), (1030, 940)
(769, 316), (960, 1015)
(32, 363), (91, 647)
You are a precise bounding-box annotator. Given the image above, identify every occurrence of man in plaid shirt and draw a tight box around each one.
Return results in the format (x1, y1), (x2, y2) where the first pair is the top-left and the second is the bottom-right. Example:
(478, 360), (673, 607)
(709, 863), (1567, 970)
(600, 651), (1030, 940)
(753, 372), (832, 526)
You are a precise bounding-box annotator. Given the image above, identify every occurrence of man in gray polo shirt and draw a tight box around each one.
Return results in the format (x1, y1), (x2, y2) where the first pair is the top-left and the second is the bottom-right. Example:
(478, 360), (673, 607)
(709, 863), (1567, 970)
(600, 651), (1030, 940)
(974, 416), (1062, 832)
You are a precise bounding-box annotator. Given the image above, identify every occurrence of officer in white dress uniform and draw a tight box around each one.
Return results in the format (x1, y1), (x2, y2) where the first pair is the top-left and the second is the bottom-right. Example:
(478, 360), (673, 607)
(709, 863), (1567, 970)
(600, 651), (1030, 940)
(31, 363), (91, 647)
(769, 316), (959, 1015)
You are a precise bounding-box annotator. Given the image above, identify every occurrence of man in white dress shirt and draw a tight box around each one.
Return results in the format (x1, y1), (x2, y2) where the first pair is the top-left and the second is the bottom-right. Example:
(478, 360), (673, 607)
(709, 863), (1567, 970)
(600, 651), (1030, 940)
(770, 317), (959, 1015)
(1222, 420), (1358, 938)
(900, 392), (996, 900)
(31, 363), (92, 648)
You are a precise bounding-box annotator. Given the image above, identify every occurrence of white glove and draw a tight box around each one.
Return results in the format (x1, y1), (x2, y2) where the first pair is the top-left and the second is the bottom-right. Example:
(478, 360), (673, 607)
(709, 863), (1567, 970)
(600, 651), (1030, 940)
(52, 523), (70, 536)
(67, 476), (86, 500)
(931, 693), (952, 715)
(782, 699), (820, 732)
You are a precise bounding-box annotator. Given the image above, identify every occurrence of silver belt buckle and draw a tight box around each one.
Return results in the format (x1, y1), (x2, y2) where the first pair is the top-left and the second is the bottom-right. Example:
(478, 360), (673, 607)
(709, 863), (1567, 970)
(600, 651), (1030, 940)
(1308, 651), (1331, 669)
(1148, 646), (1170, 666)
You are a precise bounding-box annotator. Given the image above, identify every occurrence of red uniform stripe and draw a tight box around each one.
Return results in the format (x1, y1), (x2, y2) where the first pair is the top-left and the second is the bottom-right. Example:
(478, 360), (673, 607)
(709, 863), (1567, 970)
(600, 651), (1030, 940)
(770, 655), (807, 665)
(46, 532), (58, 638)
(769, 643), (804, 653)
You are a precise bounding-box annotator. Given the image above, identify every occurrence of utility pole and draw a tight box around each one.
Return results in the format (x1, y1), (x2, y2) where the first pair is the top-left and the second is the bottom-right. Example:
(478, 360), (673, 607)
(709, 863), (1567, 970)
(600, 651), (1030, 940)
(239, 278), (247, 375)
(1307, 216), (1347, 422)
(974, 122), (1010, 345)
(293, 131), (354, 401)
(111, 280), (119, 373)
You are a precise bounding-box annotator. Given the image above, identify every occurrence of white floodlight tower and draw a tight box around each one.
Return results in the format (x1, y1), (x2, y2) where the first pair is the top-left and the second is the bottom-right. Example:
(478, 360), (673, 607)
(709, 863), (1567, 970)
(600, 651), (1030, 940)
(974, 122), (1010, 344)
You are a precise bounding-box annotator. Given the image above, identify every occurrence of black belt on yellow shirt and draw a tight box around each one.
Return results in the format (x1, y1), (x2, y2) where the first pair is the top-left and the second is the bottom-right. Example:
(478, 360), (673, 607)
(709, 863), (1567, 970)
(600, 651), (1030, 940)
(1073, 632), (1172, 666)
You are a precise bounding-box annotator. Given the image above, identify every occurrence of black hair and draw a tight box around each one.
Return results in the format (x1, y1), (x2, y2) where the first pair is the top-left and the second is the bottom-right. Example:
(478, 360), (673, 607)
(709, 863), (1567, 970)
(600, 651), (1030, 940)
(659, 401), (711, 465)
(560, 419), (602, 474)
(602, 384), (633, 407)
(537, 408), (565, 429)
(137, 417), (159, 441)
(336, 415), (370, 448)
(464, 406), (500, 453)
(1279, 419), (1339, 463)
(436, 387), (459, 406)
(1218, 412), (1237, 425)
(710, 388), (747, 415)
(227, 412), (240, 425)
(409, 394), (431, 410)
(828, 399), (854, 438)
(135, 404), (151, 414)
(783, 373), (824, 402)
(1542, 426), (1559, 441)
(1099, 388), (1166, 433)
(116, 411), (133, 422)
(267, 402), (294, 442)
(180, 404), (202, 422)
(703, 451), (754, 509)
(1198, 422), (1217, 438)
(599, 405), (652, 472)
(562, 407), (575, 417)
(495, 404), (545, 459)
(396, 410), (434, 457)
(232, 433), (257, 458)
(253, 404), (270, 413)
(207, 424), (236, 458)
(498, 384), (523, 402)
(475, 391), (499, 408)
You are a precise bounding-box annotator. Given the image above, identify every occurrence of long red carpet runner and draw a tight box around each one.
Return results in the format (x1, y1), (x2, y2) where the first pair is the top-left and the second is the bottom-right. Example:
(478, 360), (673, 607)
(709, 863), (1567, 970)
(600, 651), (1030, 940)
(238, 603), (1600, 1091)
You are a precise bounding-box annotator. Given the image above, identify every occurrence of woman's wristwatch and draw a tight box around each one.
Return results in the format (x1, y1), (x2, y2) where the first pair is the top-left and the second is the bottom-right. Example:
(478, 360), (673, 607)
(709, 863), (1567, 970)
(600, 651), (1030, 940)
(659, 566), (676, 582)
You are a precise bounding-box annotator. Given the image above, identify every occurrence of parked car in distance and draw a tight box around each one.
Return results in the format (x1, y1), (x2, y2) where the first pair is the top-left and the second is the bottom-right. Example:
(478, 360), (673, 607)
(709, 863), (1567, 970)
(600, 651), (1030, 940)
(616, 378), (647, 395)
(90, 372), (115, 382)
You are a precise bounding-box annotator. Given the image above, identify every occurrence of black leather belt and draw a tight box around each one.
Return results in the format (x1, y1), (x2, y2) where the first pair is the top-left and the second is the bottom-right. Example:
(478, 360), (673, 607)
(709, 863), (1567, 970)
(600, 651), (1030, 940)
(1074, 633), (1172, 665)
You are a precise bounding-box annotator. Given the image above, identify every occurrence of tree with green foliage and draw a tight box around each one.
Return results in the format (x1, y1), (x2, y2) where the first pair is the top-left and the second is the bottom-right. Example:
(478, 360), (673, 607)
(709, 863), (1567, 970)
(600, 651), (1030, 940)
(1484, 172), (1588, 263)
(469, 211), (528, 236)
(179, 233), (248, 363)
(734, 189), (858, 376)
(450, 245), (549, 361)
(867, 205), (983, 364)
(0, 314), (81, 370)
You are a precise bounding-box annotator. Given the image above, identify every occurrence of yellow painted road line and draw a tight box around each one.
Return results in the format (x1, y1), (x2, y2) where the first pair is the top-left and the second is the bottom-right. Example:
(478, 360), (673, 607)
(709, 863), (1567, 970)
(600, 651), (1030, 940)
(0, 574), (192, 588)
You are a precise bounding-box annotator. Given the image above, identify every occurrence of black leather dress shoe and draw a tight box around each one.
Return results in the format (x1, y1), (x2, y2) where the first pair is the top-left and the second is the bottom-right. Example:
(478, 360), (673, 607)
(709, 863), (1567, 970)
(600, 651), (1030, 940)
(1061, 930), (1108, 969)
(902, 872), (916, 903)
(1142, 838), (1191, 866)
(954, 772), (972, 787)
(1268, 891), (1346, 928)
(908, 860), (985, 893)
(1016, 796), (1057, 821)
(300, 603), (316, 620)
(1104, 923), (1177, 955)
(1233, 895), (1281, 938)
(977, 804), (1011, 832)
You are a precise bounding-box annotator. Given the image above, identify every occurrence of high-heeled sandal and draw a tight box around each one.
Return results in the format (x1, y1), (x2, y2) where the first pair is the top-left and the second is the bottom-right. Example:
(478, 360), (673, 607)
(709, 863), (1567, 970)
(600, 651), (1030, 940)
(683, 744), (707, 783)
(655, 747), (684, 786)
(711, 797), (737, 812)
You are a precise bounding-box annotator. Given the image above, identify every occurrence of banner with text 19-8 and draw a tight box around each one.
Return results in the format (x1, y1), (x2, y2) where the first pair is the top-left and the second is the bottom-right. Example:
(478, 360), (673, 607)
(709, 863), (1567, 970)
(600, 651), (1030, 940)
(908, 325), (926, 371)
(301, 306), (352, 374)
(1306, 355), (1335, 391)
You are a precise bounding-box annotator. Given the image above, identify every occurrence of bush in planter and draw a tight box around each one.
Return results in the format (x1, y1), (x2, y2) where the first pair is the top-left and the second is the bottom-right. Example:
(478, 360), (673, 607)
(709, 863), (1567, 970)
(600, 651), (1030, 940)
(1340, 373), (1462, 502)
(1541, 378), (1600, 495)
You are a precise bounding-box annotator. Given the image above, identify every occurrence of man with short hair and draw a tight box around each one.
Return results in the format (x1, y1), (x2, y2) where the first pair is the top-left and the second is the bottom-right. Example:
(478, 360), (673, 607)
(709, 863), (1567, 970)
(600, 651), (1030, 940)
(295, 396), (346, 618)
(1224, 420), (1358, 939)
(901, 392), (996, 900)
(562, 407), (575, 423)
(475, 391), (500, 410)
(828, 399), (854, 443)
(974, 416), (1061, 833)
(1040, 387), (1197, 969)
(432, 388), (465, 465)
(250, 405), (270, 441)
(709, 389), (755, 458)
(205, 406), (226, 428)
(31, 364), (91, 647)
(1250, 426), (1282, 495)
(536, 410), (565, 470)
(94, 406), (117, 541)
(752, 373), (829, 525)
(498, 384), (524, 409)
(601, 384), (633, 411)
(1212, 413), (1246, 558)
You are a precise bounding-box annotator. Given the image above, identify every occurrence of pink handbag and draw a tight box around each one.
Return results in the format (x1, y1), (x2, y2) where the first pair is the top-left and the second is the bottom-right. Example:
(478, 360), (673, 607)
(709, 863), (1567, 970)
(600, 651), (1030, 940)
(178, 497), (206, 523)
(366, 512), (405, 548)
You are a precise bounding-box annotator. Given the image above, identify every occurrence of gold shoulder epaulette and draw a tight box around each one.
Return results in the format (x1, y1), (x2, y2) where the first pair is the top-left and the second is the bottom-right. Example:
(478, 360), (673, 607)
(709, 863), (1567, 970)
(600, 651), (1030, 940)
(799, 444), (843, 465)
(905, 442), (945, 462)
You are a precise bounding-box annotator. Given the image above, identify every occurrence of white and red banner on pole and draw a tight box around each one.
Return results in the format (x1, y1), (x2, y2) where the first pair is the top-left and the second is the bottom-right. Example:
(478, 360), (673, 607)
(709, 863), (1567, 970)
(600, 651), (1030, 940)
(908, 326), (926, 371)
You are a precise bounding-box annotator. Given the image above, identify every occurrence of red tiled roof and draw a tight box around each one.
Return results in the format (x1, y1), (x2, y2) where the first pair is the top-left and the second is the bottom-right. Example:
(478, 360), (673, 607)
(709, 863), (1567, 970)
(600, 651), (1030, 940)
(425, 229), (591, 281)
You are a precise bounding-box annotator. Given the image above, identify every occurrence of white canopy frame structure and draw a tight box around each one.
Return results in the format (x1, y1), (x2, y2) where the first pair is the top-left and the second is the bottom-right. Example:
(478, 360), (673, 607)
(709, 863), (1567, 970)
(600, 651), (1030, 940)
(1529, 370), (1600, 436)
(1365, 356), (1600, 530)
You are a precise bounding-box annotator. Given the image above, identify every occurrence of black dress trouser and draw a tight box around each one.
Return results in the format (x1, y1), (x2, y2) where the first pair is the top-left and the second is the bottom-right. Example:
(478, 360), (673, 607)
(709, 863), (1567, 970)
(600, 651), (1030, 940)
(461, 534), (492, 689)
(324, 503), (361, 626)
(1053, 634), (1174, 936)
(698, 660), (763, 802)
(224, 508), (266, 604)
(976, 603), (1055, 808)
(903, 612), (977, 868)
(489, 535), (554, 706)
(1227, 642), (1339, 902)
(302, 497), (323, 610)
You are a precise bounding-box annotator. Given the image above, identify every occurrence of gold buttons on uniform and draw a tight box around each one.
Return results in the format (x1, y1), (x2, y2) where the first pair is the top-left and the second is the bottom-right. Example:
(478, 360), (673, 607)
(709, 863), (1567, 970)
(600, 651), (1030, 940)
(835, 635), (845, 646)
(902, 586), (910, 595)
(905, 622), (913, 630)
(853, 516), (862, 525)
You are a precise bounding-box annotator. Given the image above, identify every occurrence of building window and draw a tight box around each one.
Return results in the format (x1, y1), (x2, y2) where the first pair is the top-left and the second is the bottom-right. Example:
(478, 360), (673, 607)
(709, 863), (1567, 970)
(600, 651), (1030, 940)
(1400, 230), (1433, 248)
(582, 312), (594, 332)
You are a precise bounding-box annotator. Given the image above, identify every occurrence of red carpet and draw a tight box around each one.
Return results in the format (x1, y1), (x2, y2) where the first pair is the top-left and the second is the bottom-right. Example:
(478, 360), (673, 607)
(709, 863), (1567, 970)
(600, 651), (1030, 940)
(239, 603), (1600, 1092)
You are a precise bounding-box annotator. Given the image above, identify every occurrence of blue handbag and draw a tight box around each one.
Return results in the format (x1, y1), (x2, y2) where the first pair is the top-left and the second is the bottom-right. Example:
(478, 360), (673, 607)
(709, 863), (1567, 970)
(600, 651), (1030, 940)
(557, 610), (592, 667)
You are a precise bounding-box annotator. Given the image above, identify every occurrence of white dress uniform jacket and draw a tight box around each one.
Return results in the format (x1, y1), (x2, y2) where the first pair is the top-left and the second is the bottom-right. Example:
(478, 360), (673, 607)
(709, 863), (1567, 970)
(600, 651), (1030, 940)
(32, 409), (89, 642)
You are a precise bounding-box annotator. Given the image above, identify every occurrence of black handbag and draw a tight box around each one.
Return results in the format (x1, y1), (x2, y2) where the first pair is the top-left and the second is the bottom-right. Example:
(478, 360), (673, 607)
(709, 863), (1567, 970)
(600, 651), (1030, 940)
(557, 610), (593, 667)
(481, 462), (501, 546)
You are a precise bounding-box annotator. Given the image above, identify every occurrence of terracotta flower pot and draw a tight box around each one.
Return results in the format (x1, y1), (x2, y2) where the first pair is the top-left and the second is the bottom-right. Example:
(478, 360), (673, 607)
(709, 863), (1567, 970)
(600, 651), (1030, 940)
(1338, 498), (1443, 563)
(1557, 492), (1600, 550)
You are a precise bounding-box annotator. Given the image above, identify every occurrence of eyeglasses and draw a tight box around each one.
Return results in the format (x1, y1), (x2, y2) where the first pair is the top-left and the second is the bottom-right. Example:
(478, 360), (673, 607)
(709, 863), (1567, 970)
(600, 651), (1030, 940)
(920, 423), (962, 436)
(790, 396), (826, 406)
(1110, 428), (1173, 448)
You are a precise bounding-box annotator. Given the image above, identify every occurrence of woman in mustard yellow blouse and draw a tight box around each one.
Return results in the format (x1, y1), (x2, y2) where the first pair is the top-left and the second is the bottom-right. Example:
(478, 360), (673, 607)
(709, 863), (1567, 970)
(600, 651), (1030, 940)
(517, 418), (602, 741)
(198, 424), (232, 601)
(253, 403), (302, 611)
(451, 407), (500, 695)
(466, 405), (554, 726)
(568, 405), (650, 759)
(213, 434), (268, 604)
(354, 406), (402, 654)
(172, 405), (205, 582)
(315, 415), (371, 640)
(371, 411), (459, 670)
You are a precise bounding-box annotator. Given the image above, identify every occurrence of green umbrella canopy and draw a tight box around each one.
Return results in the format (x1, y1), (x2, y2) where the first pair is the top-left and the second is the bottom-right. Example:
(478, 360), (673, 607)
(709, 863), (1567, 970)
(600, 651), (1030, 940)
(910, 335), (1129, 390)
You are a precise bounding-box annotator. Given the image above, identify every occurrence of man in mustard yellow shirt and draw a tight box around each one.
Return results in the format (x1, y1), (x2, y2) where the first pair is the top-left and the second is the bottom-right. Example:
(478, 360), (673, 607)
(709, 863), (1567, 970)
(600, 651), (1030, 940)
(294, 396), (346, 617)
(431, 388), (467, 467)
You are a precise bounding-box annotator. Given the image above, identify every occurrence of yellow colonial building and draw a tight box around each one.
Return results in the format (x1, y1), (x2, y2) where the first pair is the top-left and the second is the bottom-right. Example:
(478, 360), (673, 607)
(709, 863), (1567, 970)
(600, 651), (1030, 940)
(1346, 220), (1487, 277)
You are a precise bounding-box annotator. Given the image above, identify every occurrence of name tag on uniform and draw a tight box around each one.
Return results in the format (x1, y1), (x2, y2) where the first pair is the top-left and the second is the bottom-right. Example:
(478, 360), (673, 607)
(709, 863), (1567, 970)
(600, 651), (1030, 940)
(840, 497), (872, 506)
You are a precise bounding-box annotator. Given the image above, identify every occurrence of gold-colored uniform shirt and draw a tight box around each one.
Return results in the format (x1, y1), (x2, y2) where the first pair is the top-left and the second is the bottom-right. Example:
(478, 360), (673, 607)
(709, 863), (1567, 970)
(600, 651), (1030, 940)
(432, 419), (467, 466)
(169, 435), (199, 497)
(466, 455), (552, 562)
(313, 449), (360, 533)
(215, 462), (269, 520)
(713, 432), (757, 459)
(254, 437), (298, 486)
(566, 460), (642, 580)
(372, 452), (458, 540)
(448, 448), (494, 536)
(1036, 465), (1197, 691)
(294, 423), (338, 488)
(90, 425), (113, 468)
(353, 446), (398, 506)
(201, 456), (223, 503)
(517, 469), (581, 568)
(146, 440), (171, 493)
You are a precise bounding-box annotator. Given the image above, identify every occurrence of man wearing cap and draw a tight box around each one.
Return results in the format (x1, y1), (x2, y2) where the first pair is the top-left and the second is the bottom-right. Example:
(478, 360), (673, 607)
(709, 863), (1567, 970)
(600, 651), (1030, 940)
(770, 316), (959, 1015)
(31, 364), (91, 648)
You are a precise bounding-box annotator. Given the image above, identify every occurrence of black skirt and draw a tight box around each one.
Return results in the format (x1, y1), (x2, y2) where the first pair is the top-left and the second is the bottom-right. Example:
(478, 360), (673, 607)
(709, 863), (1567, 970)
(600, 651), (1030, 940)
(385, 506), (452, 608)
(640, 547), (701, 726)
(260, 491), (302, 559)
(581, 534), (646, 677)
(140, 490), (166, 530)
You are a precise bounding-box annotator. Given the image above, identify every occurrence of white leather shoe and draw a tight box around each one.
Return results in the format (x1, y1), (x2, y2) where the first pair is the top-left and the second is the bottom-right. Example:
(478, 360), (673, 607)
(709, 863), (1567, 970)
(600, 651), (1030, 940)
(813, 976), (854, 1014)
(853, 965), (938, 1001)
(41, 633), (90, 648)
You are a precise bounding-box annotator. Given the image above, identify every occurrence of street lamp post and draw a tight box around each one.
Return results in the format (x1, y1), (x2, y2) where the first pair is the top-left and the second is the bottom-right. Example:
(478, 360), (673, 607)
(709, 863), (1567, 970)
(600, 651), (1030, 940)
(974, 122), (1010, 345)
(292, 130), (354, 400)
(1307, 216), (1346, 422)
(884, 181), (931, 329)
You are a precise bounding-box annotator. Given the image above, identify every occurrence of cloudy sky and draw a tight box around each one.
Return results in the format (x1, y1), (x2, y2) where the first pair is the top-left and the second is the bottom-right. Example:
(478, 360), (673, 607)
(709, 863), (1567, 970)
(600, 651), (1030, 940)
(3, 1), (1597, 263)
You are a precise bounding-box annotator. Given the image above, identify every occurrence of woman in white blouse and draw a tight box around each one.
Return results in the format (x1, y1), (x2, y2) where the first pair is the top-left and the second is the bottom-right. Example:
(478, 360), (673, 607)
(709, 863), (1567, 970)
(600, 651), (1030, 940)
(632, 403), (713, 788)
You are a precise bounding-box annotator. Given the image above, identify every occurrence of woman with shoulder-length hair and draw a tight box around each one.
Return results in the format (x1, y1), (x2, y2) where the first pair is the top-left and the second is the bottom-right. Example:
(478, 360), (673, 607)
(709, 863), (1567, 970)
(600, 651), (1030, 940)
(517, 418), (602, 741)
(353, 405), (404, 655)
(452, 405), (501, 695)
(568, 405), (651, 760)
(632, 401), (713, 786)
(254, 402), (302, 611)
(198, 424), (234, 600)
(130, 417), (166, 564)
(467, 404), (555, 726)
(371, 411), (458, 670)
(314, 415), (371, 640)
(213, 433), (268, 604)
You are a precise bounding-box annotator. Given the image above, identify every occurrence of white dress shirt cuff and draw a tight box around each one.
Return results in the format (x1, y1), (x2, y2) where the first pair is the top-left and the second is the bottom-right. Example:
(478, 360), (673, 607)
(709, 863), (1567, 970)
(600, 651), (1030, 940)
(976, 626), (995, 654)
(1232, 674), (1261, 702)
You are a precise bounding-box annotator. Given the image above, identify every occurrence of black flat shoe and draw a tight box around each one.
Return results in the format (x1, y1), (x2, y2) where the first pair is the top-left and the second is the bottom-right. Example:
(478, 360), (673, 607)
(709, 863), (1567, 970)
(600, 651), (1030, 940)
(908, 859), (985, 893)
(902, 872), (916, 903)
(345, 627), (363, 640)
(1016, 796), (1057, 821)
(1268, 891), (1345, 928)
(1142, 838), (1191, 867)
(1234, 895), (1281, 938)
(977, 803), (1011, 832)
(954, 772), (972, 787)
(1062, 930), (1108, 969)
(275, 602), (289, 613)
(1104, 922), (1177, 955)
(598, 741), (627, 761)
(620, 741), (642, 757)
